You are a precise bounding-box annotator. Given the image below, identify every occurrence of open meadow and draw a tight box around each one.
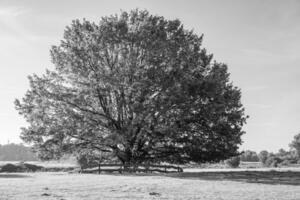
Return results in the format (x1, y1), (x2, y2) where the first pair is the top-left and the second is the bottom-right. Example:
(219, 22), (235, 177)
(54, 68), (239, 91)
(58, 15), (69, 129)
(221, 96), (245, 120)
(1, 169), (300, 200)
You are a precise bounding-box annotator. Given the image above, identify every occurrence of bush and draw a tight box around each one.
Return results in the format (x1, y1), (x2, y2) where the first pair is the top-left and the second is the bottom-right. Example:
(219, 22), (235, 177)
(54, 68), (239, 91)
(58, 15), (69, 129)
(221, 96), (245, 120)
(76, 150), (117, 169)
(225, 156), (240, 168)
(265, 156), (282, 167)
(240, 150), (259, 162)
(0, 164), (21, 172)
(258, 150), (269, 164)
(77, 152), (100, 169)
(22, 163), (44, 172)
(279, 159), (291, 166)
(0, 163), (44, 172)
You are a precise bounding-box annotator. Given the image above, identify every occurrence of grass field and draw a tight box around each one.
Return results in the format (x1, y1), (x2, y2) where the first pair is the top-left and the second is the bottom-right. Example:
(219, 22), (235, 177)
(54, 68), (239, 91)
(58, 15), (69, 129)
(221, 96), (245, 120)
(1, 170), (300, 200)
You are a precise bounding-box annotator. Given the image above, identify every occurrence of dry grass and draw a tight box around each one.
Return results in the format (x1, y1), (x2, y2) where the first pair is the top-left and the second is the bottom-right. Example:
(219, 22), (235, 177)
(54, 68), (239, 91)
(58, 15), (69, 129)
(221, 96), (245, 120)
(1, 170), (300, 200)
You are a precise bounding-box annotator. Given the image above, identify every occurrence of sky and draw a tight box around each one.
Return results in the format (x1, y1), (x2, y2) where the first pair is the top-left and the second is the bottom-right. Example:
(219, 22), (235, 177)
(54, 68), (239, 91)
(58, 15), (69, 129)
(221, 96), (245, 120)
(0, 0), (299, 152)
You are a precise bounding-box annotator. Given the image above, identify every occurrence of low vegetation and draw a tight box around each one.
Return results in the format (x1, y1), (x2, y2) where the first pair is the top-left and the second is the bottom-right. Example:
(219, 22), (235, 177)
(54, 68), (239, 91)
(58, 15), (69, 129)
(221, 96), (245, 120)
(0, 163), (43, 173)
(0, 162), (77, 173)
(224, 156), (240, 168)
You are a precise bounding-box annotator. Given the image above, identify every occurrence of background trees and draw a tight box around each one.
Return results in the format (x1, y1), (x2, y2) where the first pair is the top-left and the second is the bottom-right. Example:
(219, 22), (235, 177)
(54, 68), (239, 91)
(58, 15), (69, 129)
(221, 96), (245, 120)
(15, 10), (247, 165)
(290, 133), (300, 159)
(240, 150), (259, 162)
(256, 134), (300, 167)
(258, 150), (269, 165)
(0, 143), (38, 161)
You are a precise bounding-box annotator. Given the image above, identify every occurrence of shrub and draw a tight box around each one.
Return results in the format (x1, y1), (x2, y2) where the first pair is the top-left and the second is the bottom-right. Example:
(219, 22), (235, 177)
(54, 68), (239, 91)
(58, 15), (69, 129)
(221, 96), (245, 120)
(279, 159), (291, 166)
(77, 153), (99, 169)
(0, 164), (21, 172)
(240, 150), (259, 162)
(258, 150), (269, 164)
(76, 150), (104, 169)
(0, 163), (44, 172)
(224, 156), (240, 168)
(22, 163), (44, 172)
(76, 150), (117, 169)
(265, 156), (282, 167)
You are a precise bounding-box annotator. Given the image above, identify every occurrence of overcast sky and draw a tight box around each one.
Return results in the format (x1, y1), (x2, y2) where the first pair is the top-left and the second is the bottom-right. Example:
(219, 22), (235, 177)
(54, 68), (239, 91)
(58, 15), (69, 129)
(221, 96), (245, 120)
(0, 0), (299, 152)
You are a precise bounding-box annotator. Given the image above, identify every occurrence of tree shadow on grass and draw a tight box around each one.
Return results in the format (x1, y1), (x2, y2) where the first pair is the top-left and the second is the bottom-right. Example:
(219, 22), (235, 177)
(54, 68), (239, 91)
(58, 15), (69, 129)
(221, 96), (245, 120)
(0, 174), (30, 178)
(166, 171), (300, 185)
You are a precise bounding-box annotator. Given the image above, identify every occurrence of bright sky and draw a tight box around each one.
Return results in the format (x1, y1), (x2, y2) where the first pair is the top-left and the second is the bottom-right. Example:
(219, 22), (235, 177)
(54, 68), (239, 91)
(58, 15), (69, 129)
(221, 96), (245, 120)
(0, 0), (299, 152)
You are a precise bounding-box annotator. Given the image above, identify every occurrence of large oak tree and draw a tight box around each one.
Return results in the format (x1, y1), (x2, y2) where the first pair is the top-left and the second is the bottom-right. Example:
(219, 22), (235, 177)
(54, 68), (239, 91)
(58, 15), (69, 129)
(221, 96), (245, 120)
(15, 10), (247, 165)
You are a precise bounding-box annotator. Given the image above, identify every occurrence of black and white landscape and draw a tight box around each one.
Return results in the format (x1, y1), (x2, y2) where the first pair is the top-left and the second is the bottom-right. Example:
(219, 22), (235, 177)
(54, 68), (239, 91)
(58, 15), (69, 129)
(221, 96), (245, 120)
(0, 1), (300, 199)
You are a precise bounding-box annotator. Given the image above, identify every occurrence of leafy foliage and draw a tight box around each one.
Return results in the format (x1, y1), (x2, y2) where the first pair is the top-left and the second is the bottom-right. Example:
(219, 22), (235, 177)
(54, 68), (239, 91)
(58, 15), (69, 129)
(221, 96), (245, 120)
(258, 148), (298, 167)
(258, 150), (269, 165)
(290, 133), (300, 159)
(77, 151), (99, 169)
(15, 10), (247, 164)
(224, 156), (240, 168)
(76, 149), (115, 169)
(0, 163), (43, 172)
(265, 156), (282, 168)
(240, 150), (259, 162)
(0, 163), (20, 172)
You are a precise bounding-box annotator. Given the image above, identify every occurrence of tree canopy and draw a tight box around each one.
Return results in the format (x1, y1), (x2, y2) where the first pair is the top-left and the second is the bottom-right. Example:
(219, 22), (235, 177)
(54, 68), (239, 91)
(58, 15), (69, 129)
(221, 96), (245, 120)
(240, 150), (259, 162)
(290, 133), (300, 158)
(15, 10), (247, 165)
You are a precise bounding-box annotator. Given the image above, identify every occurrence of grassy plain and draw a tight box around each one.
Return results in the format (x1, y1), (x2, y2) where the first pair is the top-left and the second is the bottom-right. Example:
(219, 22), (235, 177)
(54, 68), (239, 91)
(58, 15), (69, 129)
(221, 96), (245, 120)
(1, 169), (300, 200)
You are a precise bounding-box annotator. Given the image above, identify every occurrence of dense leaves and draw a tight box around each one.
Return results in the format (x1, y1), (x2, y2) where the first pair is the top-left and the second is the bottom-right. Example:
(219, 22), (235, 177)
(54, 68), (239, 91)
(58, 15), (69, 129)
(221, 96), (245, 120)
(258, 148), (299, 167)
(290, 133), (300, 158)
(240, 150), (259, 162)
(258, 150), (269, 165)
(224, 156), (240, 168)
(15, 10), (247, 164)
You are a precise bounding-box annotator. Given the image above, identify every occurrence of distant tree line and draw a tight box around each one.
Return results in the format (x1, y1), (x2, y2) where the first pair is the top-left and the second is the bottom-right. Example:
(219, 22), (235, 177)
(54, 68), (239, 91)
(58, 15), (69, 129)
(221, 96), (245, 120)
(257, 149), (298, 167)
(240, 133), (300, 167)
(0, 143), (38, 161)
(240, 150), (259, 162)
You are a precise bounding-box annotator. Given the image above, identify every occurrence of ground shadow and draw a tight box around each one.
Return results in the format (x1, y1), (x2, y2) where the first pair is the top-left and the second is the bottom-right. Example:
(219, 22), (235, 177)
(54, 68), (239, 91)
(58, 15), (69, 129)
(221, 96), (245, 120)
(0, 173), (30, 178)
(166, 171), (300, 185)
